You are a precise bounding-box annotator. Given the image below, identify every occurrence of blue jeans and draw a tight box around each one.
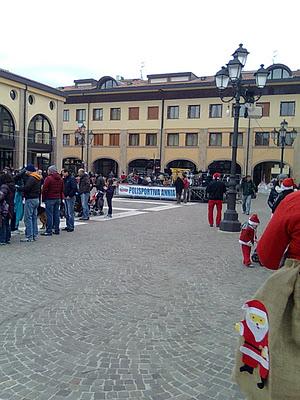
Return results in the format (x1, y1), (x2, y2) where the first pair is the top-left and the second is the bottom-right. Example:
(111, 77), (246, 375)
(65, 197), (75, 230)
(0, 216), (10, 243)
(45, 199), (60, 234)
(80, 193), (90, 219)
(242, 194), (252, 214)
(24, 198), (39, 240)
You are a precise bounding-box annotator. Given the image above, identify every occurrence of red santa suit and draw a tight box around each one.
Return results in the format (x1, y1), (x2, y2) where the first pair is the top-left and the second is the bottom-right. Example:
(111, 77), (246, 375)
(237, 300), (269, 383)
(239, 214), (260, 266)
(257, 190), (300, 269)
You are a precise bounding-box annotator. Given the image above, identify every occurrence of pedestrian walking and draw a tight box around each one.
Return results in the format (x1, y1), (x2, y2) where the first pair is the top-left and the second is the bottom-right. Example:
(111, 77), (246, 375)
(104, 178), (115, 218)
(233, 190), (300, 399)
(95, 173), (105, 215)
(182, 174), (190, 203)
(240, 175), (256, 215)
(20, 164), (42, 242)
(62, 169), (77, 232)
(205, 172), (227, 227)
(0, 184), (10, 245)
(271, 177), (295, 214)
(41, 165), (64, 236)
(238, 213), (260, 267)
(78, 169), (90, 220)
(174, 175), (184, 204)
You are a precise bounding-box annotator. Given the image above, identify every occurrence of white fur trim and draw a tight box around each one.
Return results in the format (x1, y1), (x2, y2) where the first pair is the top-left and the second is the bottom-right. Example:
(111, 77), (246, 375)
(282, 186), (294, 191)
(247, 307), (267, 318)
(240, 345), (269, 370)
(239, 240), (252, 246)
(248, 220), (259, 226)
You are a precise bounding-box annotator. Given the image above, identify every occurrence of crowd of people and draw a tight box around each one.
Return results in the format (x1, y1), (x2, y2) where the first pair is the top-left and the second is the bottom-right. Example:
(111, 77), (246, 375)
(0, 165), (116, 245)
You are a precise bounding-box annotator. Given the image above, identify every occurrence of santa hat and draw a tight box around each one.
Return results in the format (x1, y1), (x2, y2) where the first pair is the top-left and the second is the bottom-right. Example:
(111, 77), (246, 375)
(281, 178), (295, 191)
(242, 299), (268, 319)
(213, 172), (221, 180)
(248, 213), (260, 226)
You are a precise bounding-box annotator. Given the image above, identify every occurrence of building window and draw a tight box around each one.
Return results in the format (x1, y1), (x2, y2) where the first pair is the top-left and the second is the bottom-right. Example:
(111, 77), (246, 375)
(280, 101), (295, 116)
(110, 108), (121, 120)
(167, 133), (179, 146)
(0, 105), (15, 141)
(129, 133), (139, 146)
(28, 95), (35, 105)
(93, 108), (103, 121)
(63, 134), (70, 146)
(10, 90), (17, 100)
(187, 105), (200, 119)
(76, 109), (86, 122)
(209, 104), (222, 118)
(109, 133), (120, 146)
(256, 102), (270, 117)
(186, 133), (198, 146)
(230, 133), (243, 147)
(93, 133), (103, 146)
(167, 106), (179, 119)
(49, 101), (55, 110)
(146, 133), (157, 146)
(255, 132), (269, 146)
(128, 107), (139, 120)
(63, 110), (69, 122)
(209, 133), (222, 146)
(148, 106), (159, 120)
(28, 114), (52, 145)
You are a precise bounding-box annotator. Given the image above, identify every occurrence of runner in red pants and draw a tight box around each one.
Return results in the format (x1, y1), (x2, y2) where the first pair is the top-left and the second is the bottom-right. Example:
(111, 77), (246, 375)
(208, 200), (223, 227)
(205, 172), (227, 227)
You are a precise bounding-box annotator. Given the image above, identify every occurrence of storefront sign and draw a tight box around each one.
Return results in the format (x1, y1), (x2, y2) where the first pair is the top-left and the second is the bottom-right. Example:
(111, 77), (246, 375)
(117, 184), (176, 200)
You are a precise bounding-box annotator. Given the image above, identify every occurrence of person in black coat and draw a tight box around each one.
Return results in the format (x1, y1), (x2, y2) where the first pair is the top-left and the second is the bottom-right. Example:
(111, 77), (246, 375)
(174, 176), (184, 204)
(206, 172), (227, 227)
(62, 169), (77, 232)
(272, 177), (295, 214)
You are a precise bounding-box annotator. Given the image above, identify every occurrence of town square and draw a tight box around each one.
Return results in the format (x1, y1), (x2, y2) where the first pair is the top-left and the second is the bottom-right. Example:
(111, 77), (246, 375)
(1, 0), (300, 399)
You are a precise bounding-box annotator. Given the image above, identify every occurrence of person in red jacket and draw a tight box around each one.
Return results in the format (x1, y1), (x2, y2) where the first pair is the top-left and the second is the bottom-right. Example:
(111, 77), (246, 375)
(257, 190), (300, 269)
(239, 214), (260, 267)
(41, 165), (64, 236)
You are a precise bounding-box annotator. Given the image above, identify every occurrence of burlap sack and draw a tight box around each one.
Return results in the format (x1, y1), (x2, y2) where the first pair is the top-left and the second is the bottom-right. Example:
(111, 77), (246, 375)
(233, 259), (300, 400)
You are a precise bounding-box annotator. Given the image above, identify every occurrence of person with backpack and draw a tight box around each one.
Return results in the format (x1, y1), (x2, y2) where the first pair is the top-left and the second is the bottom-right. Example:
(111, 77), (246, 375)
(240, 175), (256, 215)
(205, 172), (227, 227)
(95, 173), (105, 215)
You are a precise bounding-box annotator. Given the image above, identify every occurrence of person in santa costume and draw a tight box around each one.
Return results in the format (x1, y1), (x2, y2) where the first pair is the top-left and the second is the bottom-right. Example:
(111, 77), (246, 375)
(205, 172), (227, 227)
(235, 300), (269, 389)
(233, 190), (300, 399)
(239, 214), (260, 267)
(271, 177), (295, 214)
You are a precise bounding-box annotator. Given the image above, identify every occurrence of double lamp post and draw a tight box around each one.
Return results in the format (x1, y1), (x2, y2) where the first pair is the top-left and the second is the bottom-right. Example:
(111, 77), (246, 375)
(215, 44), (270, 232)
(271, 120), (297, 174)
(75, 123), (93, 170)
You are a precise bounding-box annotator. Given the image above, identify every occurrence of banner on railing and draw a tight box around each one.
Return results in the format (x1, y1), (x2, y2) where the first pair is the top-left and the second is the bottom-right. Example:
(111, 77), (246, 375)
(117, 184), (176, 200)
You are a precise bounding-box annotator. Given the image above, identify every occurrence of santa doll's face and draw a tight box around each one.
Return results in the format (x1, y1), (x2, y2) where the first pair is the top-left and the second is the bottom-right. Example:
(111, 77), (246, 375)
(246, 311), (269, 342)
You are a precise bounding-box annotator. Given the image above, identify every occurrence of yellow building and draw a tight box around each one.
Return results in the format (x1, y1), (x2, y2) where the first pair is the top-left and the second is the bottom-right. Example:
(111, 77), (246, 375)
(0, 68), (65, 171)
(60, 65), (300, 185)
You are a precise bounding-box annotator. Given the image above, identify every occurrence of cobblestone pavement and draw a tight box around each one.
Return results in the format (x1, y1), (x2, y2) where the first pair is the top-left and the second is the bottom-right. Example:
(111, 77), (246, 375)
(0, 195), (272, 400)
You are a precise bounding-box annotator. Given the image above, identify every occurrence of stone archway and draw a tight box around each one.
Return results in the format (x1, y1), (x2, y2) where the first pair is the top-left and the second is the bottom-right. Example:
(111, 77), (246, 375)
(93, 158), (119, 177)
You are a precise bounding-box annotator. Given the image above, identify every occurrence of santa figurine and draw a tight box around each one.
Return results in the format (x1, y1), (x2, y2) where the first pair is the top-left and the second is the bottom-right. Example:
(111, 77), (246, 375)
(239, 214), (260, 267)
(235, 299), (269, 389)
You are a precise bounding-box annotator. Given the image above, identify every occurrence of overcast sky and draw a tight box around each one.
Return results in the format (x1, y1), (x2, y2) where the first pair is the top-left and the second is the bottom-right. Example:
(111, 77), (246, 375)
(1, 0), (299, 88)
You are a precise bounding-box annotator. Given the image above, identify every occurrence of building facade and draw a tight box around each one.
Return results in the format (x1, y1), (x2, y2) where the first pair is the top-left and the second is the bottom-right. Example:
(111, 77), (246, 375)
(60, 65), (300, 185)
(0, 69), (65, 171)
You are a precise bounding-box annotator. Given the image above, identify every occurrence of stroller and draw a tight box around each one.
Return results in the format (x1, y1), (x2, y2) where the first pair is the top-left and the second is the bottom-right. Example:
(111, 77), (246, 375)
(90, 190), (105, 216)
(251, 247), (263, 266)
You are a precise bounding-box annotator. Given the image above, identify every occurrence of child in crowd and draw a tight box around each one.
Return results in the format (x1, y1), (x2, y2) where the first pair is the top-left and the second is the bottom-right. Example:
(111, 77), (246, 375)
(239, 214), (260, 268)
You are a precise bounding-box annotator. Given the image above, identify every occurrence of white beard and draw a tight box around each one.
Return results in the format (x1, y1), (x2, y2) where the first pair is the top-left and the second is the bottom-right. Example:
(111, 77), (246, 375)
(246, 314), (268, 342)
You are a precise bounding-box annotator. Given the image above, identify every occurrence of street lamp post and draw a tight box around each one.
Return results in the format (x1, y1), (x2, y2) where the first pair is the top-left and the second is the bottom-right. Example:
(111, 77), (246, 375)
(215, 44), (269, 232)
(271, 120), (297, 173)
(75, 123), (93, 170)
